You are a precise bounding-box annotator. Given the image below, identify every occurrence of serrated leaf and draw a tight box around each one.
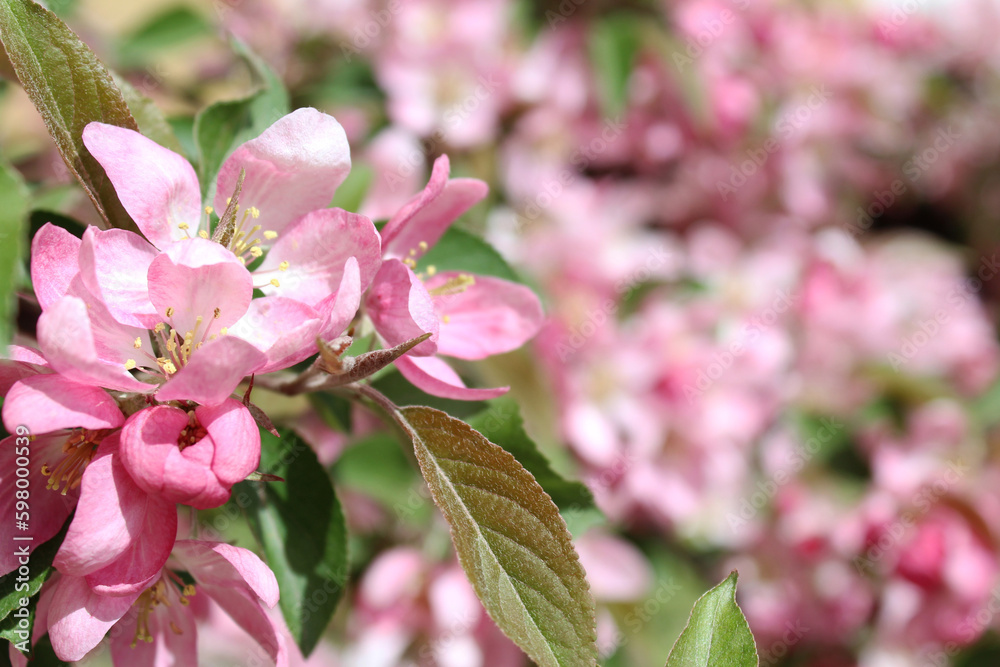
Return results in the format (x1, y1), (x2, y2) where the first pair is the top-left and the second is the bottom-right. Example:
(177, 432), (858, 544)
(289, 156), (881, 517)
(418, 227), (523, 283)
(468, 400), (594, 514)
(665, 571), (758, 667)
(0, 0), (138, 231)
(397, 406), (597, 667)
(242, 429), (348, 657)
(0, 161), (28, 349)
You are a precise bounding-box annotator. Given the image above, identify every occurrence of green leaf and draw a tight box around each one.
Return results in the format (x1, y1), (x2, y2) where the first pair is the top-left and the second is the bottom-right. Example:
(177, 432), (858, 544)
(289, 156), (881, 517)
(113, 73), (183, 154)
(117, 6), (210, 66)
(192, 39), (288, 198)
(396, 406), (598, 667)
(418, 227), (522, 283)
(230, 37), (289, 133)
(468, 400), (594, 513)
(329, 162), (372, 213)
(242, 429), (348, 657)
(664, 571), (758, 667)
(0, 0), (138, 231)
(193, 95), (259, 198)
(0, 161), (27, 349)
(587, 14), (640, 118)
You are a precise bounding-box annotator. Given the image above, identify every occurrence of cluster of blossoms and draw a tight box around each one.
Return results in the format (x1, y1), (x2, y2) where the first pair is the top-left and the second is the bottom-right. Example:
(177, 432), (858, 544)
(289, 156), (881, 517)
(1, 107), (541, 664)
(205, 0), (1000, 664)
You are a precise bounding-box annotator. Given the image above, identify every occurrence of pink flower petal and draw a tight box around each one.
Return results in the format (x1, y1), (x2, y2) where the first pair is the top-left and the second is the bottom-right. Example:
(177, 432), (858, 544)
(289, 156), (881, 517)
(78, 226), (159, 328)
(429, 273), (543, 360)
(0, 346), (50, 396)
(156, 335), (266, 406)
(215, 108), (351, 238)
(0, 434), (78, 576)
(147, 238), (253, 335)
(365, 259), (438, 355)
(30, 223), (81, 310)
(381, 155), (488, 258)
(395, 354), (508, 400)
(229, 296), (323, 374)
(320, 256), (362, 340)
(173, 540), (279, 607)
(196, 400), (260, 487)
(47, 574), (139, 662)
(54, 433), (176, 583)
(254, 207), (381, 307)
(83, 122), (202, 248)
(37, 296), (154, 393)
(3, 374), (123, 434)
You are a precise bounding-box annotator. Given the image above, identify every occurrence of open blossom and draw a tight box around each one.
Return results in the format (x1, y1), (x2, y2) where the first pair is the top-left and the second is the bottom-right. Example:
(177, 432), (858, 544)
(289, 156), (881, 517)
(0, 374), (123, 572)
(41, 540), (285, 666)
(365, 155), (543, 399)
(80, 107), (382, 373)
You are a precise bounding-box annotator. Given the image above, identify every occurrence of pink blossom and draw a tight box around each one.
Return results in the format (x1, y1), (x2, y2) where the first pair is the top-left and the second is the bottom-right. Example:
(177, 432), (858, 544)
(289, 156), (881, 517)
(365, 155), (543, 399)
(0, 374), (124, 574)
(45, 540), (284, 666)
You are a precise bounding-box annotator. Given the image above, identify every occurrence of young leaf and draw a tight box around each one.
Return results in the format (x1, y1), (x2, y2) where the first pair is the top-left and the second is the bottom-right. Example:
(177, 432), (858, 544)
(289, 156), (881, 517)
(397, 405), (598, 667)
(468, 400), (594, 514)
(664, 571), (759, 667)
(241, 429), (348, 657)
(0, 161), (27, 349)
(0, 0), (138, 231)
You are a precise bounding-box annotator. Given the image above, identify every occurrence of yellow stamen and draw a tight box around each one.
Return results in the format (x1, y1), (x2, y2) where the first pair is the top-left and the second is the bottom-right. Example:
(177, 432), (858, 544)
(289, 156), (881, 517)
(279, 261), (289, 271)
(198, 230), (209, 239)
(204, 206), (214, 215)
(263, 230), (278, 240)
(270, 279), (280, 287)
(166, 307), (175, 318)
(124, 359), (136, 370)
(133, 337), (142, 349)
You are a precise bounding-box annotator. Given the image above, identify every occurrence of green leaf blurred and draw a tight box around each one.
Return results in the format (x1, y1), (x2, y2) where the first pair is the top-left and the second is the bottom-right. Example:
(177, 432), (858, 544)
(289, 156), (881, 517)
(242, 429), (348, 657)
(0, 161), (27, 349)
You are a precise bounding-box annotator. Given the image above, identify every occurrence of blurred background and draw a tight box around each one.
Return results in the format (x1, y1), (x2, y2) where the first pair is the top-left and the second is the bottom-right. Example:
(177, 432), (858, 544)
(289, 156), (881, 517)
(6, 0), (1000, 665)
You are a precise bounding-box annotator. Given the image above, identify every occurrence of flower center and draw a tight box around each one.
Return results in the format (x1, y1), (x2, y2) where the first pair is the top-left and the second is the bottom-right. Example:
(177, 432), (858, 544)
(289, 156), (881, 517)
(125, 309), (228, 378)
(130, 574), (196, 647)
(40, 429), (109, 495)
(177, 411), (207, 451)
